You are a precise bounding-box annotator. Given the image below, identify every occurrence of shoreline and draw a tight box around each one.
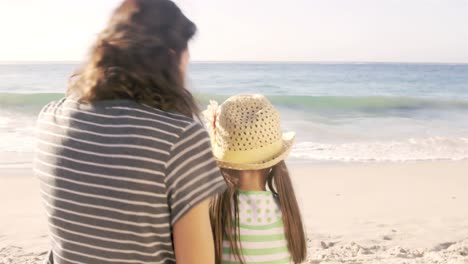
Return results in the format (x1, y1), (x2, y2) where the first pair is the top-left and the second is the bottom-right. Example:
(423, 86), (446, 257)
(1, 160), (467, 263)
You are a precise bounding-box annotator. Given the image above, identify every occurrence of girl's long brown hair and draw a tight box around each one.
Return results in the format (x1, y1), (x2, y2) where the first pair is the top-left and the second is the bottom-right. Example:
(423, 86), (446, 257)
(67, 0), (199, 117)
(210, 161), (307, 263)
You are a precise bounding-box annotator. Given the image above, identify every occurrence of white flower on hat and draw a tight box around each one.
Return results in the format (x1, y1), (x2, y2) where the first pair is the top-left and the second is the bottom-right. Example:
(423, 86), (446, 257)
(202, 100), (219, 140)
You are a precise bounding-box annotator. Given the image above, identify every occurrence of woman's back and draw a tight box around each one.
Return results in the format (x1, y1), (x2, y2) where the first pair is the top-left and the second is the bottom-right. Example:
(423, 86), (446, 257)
(36, 98), (225, 263)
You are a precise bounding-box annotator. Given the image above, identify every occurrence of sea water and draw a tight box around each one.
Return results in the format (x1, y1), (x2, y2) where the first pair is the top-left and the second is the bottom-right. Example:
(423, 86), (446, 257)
(1, 62), (467, 165)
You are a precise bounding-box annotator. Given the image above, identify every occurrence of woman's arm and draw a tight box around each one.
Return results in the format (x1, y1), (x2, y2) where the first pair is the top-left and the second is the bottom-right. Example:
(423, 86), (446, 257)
(173, 199), (215, 264)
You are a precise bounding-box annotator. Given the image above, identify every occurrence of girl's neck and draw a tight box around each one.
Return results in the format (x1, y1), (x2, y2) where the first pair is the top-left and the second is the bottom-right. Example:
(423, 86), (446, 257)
(237, 169), (269, 191)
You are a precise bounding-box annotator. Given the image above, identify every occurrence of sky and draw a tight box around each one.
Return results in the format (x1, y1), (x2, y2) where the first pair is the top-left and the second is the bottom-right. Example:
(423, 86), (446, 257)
(0, 0), (467, 63)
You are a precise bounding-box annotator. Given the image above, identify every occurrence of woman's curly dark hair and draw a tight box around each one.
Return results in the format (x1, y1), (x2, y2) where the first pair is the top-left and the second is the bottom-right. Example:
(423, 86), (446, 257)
(67, 0), (198, 117)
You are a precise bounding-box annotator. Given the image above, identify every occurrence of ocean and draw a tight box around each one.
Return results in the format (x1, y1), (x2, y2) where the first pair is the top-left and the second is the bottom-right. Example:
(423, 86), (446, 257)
(1, 62), (468, 166)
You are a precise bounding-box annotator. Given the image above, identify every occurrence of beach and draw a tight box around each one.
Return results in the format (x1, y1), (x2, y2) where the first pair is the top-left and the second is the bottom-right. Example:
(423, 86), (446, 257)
(0, 0), (467, 261)
(1, 62), (467, 263)
(1, 160), (467, 264)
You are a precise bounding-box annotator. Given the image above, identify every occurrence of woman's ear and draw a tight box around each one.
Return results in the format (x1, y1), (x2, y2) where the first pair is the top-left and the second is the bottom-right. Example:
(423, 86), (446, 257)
(179, 49), (190, 77)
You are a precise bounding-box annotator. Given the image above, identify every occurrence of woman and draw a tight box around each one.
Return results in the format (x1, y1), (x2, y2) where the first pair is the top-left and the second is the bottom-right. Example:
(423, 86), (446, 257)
(34, 0), (225, 263)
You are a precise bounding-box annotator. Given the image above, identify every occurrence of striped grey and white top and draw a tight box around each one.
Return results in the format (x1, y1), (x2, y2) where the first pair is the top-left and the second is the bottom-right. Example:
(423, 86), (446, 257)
(34, 98), (226, 264)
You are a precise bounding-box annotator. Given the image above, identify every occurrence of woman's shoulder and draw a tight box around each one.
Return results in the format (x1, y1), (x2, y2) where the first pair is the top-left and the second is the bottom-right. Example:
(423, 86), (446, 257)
(37, 97), (205, 142)
(37, 97), (67, 117)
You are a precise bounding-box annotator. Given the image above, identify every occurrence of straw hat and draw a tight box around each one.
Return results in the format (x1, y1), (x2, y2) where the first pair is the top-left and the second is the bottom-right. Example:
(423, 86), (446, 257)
(203, 94), (295, 170)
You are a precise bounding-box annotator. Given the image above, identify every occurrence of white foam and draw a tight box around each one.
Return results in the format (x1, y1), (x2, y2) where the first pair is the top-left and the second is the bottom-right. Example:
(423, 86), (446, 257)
(0, 116), (13, 129)
(2, 108), (468, 163)
(0, 131), (36, 153)
(0, 111), (36, 153)
(291, 137), (468, 162)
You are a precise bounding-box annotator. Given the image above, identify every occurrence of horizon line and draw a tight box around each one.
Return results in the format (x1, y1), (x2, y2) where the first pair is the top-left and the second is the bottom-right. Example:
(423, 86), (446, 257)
(0, 60), (467, 65)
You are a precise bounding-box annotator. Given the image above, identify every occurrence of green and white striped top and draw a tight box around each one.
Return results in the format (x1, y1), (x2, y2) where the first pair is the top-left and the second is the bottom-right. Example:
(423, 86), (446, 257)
(222, 190), (290, 264)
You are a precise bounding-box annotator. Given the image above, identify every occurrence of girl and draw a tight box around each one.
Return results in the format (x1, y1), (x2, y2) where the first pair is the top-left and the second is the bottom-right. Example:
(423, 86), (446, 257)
(204, 94), (307, 263)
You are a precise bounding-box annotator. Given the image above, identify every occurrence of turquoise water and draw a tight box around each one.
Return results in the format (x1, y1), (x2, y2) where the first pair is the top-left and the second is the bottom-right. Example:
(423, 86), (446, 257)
(1, 62), (468, 162)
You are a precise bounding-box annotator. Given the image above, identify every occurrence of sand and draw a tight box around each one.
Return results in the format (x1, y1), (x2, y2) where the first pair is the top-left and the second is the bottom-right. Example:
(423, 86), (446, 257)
(1, 160), (467, 263)
(291, 161), (468, 263)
